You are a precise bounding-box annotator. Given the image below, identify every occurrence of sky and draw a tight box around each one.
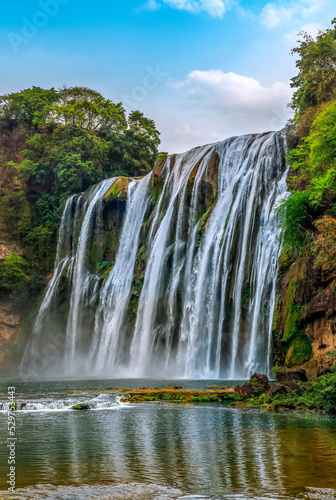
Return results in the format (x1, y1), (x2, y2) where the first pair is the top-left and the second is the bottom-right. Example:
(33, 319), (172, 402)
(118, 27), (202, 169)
(0, 0), (335, 153)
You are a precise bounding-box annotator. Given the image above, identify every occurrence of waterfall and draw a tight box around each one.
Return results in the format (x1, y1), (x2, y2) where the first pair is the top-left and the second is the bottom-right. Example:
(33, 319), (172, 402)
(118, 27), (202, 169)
(21, 132), (287, 379)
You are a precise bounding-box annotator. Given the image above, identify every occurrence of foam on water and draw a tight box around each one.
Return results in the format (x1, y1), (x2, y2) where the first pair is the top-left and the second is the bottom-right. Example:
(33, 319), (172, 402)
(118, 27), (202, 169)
(0, 392), (126, 413)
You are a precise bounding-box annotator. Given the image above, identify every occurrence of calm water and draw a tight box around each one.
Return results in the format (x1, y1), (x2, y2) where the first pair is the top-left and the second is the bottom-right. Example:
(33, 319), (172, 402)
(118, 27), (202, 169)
(1, 379), (336, 499)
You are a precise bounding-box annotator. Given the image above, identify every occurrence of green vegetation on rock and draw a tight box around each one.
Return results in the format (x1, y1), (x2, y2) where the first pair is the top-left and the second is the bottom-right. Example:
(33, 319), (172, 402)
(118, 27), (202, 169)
(0, 85), (161, 300)
(274, 18), (336, 373)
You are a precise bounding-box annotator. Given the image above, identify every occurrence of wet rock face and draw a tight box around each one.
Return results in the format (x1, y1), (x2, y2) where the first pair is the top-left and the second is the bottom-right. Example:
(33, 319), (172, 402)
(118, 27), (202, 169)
(276, 368), (308, 383)
(0, 296), (22, 374)
(273, 250), (336, 378)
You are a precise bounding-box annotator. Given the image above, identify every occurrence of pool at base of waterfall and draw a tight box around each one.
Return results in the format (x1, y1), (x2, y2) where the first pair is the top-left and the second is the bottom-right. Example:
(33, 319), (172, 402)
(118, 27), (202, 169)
(0, 379), (336, 499)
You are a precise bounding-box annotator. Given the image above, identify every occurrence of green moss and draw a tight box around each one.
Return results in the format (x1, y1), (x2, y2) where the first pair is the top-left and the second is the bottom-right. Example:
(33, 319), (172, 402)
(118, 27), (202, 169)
(287, 331), (313, 366)
(0, 253), (29, 290)
(283, 305), (303, 342)
(149, 184), (163, 205)
(272, 294), (281, 333)
(190, 396), (210, 403)
(278, 246), (295, 275)
(197, 203), (214, 232)
(103, 177), (130, 202)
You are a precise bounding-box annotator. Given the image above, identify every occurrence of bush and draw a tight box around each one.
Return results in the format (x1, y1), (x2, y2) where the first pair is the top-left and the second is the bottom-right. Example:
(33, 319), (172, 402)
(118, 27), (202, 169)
(264, 370), (336, 413)
(0, 253), (29, 290)
(277, 191), (312, 250)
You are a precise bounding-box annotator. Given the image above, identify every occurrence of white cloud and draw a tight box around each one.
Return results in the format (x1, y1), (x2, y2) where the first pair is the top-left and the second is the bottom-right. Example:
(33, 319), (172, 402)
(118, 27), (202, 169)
(173, 70), (292, 111)
(260, 0), (329, 29)
(142, 0), (228, 18)
(175, 123), (202, 138)
(158, 69), (293, 152)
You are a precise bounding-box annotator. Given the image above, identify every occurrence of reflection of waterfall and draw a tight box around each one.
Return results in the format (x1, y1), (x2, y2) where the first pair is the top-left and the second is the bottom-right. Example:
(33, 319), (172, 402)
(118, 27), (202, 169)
(2, 394), (336, 496)
(22, 132), (287, 379)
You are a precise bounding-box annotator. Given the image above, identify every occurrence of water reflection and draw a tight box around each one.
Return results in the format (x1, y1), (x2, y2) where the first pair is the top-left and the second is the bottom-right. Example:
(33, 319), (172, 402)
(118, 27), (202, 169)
(1, 404), (336, 497)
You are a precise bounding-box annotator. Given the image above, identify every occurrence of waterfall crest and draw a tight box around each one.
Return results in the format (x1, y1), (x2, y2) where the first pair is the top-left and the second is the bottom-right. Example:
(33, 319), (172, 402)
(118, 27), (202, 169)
(21, 132), (287, 379)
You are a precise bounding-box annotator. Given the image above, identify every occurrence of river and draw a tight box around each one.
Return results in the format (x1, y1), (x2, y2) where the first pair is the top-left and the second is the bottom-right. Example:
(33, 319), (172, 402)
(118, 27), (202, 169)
(1, 379), (336, 499)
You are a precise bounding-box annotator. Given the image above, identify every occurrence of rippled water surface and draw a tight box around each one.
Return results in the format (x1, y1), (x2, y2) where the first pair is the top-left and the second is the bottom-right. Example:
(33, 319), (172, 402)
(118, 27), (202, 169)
(1, 379), (336, 499)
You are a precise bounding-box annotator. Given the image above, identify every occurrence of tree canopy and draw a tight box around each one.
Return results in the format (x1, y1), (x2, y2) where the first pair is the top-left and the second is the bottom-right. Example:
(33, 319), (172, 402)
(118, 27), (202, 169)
(290, 18), (336, 116)
(280, 18), (336, 275)
(0, 85), (161, 282)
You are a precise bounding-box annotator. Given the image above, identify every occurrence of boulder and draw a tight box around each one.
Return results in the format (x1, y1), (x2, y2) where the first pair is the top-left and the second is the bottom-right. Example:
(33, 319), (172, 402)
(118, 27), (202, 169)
(249, 373), (270, 391)
(235, 382), (256, 399)
(276, 368), (308, 383)
(72, 403), (90, 410)
(267, 383), (291, 397)
(235, 373), (271, 399)
(285, 380), (305, 396)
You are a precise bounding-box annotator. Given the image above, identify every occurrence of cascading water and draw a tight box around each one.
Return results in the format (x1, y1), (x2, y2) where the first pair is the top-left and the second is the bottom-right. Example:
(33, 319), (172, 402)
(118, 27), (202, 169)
(21, 131), (287, 379)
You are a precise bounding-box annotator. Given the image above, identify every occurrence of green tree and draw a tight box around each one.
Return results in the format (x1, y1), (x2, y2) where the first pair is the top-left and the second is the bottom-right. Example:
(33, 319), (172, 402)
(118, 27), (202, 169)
(48, 86), (127, 132)
(0, 85), (161, 288)
(291, 19), (336, 116)
(123, 111), (161, 174)
(0, 86), (58, 127)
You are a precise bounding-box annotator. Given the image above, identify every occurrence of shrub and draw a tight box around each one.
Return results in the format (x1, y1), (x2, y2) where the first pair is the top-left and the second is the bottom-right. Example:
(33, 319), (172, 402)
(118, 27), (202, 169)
(0, 253), (29, 290)
(277, 191), (312, 250)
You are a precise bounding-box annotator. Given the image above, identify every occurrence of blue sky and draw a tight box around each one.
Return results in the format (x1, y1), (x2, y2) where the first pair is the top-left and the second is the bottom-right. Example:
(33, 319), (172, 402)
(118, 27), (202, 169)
(0, 0), (335, 152)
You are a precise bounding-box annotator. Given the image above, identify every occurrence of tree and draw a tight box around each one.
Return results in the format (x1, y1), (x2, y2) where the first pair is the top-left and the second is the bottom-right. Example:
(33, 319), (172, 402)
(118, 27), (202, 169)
(0, 86), (58, 127)
(291, 19), (336, 116)
(48, 86), (127, 132)
(123, 111), (161, 174)
(0, 85), (161, 281)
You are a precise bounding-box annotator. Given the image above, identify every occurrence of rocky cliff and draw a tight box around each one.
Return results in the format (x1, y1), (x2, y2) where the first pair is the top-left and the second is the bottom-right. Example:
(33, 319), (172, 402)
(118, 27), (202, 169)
(273, 248), (336, 379)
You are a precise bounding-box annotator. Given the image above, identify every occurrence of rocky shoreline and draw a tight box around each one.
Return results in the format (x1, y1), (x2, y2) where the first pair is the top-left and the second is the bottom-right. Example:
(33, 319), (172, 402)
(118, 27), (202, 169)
(65, 367), (336, 413)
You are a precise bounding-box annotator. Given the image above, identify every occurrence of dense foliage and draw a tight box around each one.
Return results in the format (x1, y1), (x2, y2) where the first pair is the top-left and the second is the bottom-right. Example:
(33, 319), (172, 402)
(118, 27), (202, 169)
(280, 19), (336, 273)
(263, 369), (336, 413)
(0, 85), (160, 293)
(290, 18), (336, 116)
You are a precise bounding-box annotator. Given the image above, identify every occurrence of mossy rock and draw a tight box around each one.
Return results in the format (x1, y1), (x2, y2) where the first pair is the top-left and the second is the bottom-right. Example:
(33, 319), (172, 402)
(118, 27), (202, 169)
(278, 246), (295, 275)
(72, 403), (91, 410)
(199, 204), (215, 234)
(103, 177), (131, 202)
(283, 305), (303, 342)
(285, 332), (313, 366)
